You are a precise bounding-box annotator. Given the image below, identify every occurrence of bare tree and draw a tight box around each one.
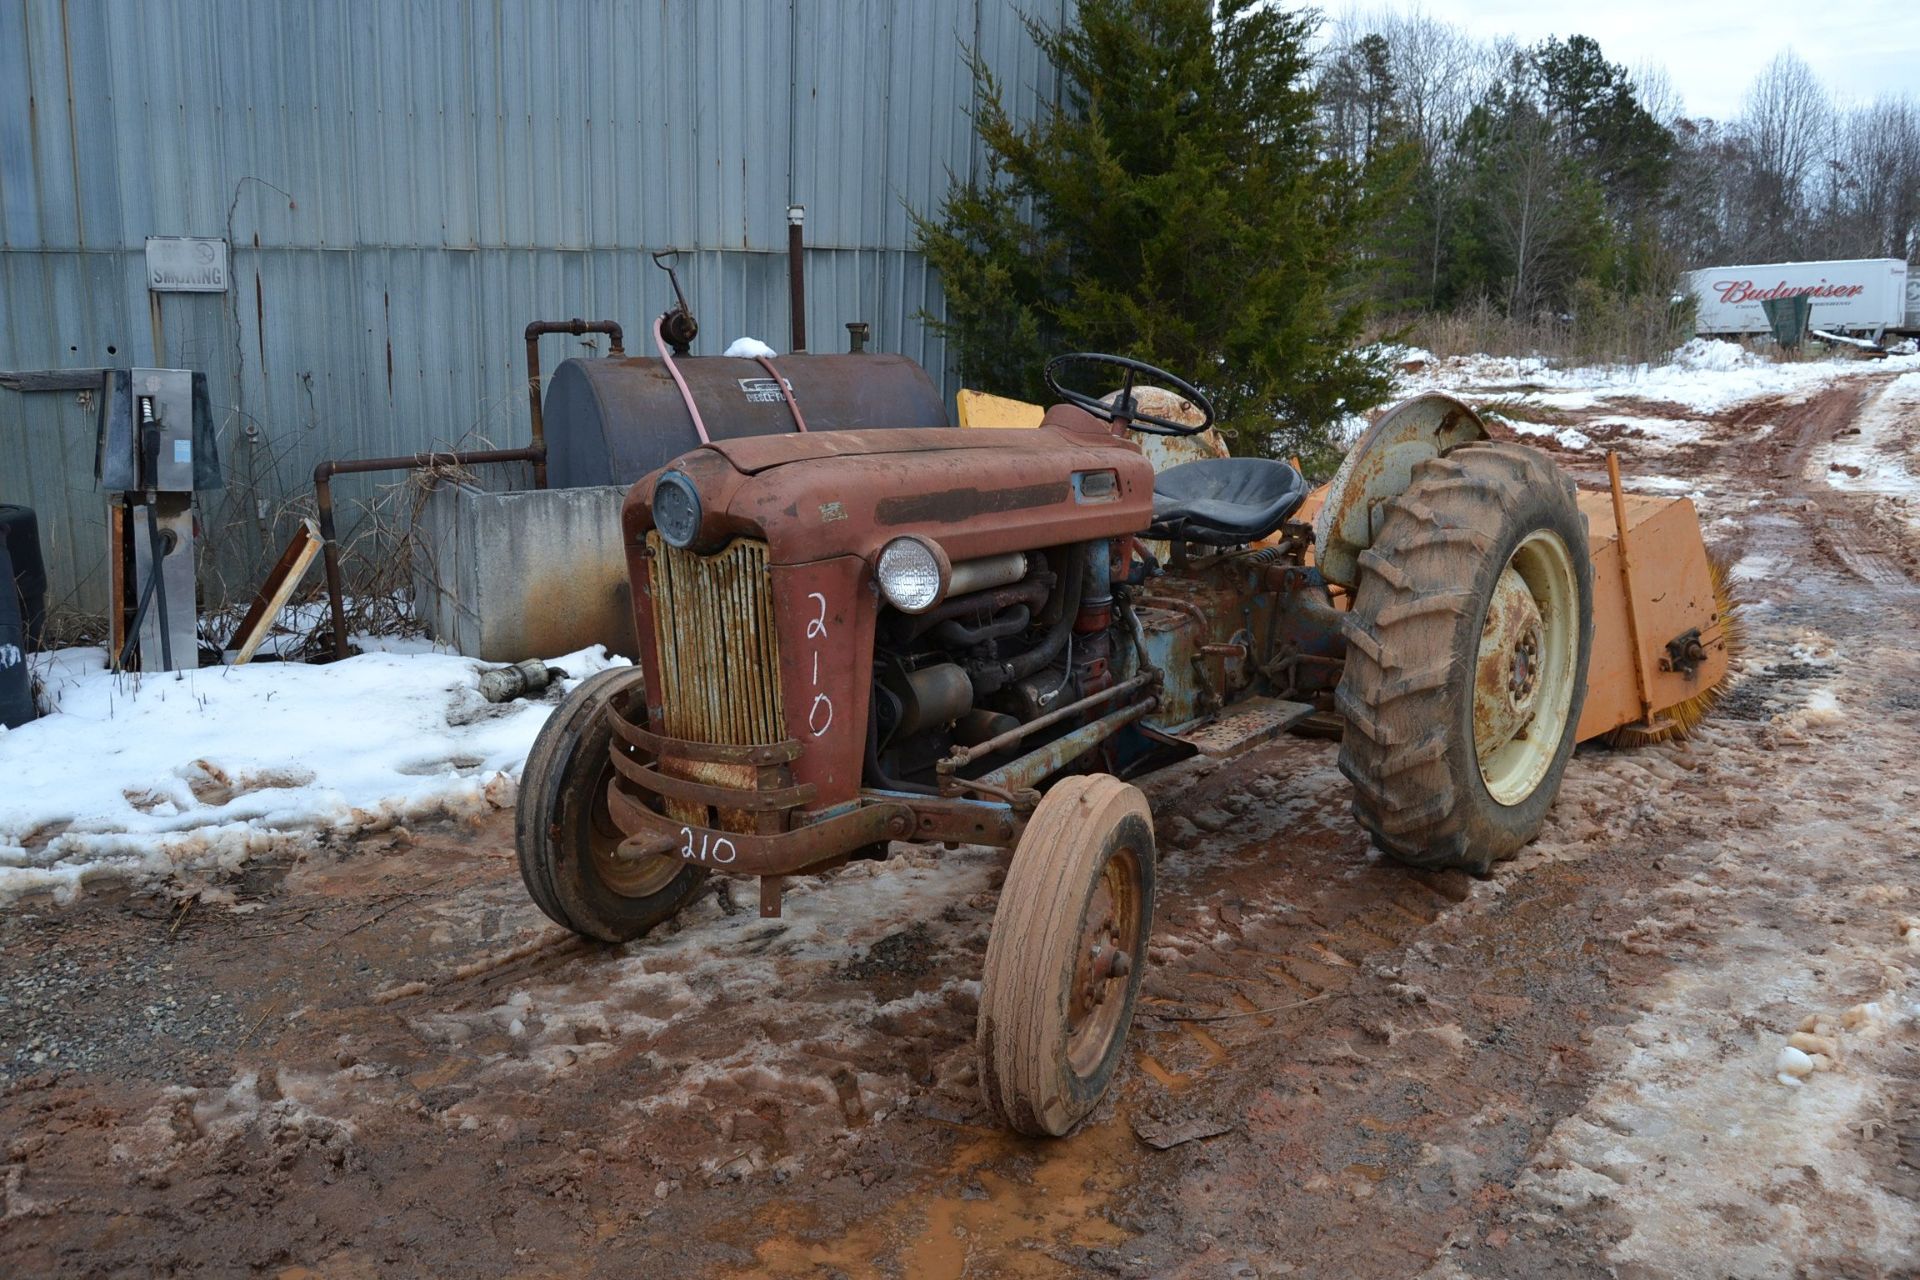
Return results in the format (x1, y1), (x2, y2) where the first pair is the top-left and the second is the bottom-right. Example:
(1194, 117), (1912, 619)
(1739, 51), (1832, 255)
(1473, 100), (1596, 313)
(1821, 97), (1920, 261)
(1630, 60), (1684, 129)
(1371, 12), (1505, 301)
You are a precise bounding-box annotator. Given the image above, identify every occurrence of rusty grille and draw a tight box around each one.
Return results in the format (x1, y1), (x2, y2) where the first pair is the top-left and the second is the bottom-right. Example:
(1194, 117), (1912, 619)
(647, 533), (787, 745)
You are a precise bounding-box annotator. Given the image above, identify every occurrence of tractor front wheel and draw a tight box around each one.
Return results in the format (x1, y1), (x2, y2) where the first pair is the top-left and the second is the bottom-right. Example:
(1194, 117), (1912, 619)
(1336, 442), (1593, 872)
(977, 774), (1155, 1136)
(516, 666), (705, 943)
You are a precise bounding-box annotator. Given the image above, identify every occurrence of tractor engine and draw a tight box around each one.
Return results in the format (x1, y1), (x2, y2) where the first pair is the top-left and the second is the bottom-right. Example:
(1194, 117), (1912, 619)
(866, 537), (1119, 795)
(618, 411), (1157, 823)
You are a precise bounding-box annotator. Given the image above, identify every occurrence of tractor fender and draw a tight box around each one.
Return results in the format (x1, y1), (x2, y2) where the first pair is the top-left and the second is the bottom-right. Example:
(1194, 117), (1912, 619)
(1311, 392), (1491, 588)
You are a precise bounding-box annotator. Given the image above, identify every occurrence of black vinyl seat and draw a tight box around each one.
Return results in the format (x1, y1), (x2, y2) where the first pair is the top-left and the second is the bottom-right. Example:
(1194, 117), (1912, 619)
(1148, 456), (1310, 547)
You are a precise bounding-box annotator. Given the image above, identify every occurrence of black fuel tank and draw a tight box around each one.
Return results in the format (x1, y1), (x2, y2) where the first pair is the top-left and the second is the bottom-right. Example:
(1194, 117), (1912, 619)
(543, 353), (951, 488)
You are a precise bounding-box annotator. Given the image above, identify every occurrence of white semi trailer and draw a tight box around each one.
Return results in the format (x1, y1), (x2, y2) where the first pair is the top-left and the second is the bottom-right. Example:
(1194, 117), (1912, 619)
(1684, 258), (1912, 337)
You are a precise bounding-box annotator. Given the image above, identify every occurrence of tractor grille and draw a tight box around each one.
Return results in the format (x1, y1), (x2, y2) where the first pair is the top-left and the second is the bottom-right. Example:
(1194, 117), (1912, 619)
(646, 532), (787, 745)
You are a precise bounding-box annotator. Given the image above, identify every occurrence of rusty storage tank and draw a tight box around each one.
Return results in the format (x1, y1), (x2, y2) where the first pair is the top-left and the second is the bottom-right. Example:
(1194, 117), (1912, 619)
(542, 353), (951, 488)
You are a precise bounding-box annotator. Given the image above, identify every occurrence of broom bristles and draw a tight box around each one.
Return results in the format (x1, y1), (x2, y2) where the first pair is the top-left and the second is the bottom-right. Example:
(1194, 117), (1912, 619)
(1605, 550), (1743, 747)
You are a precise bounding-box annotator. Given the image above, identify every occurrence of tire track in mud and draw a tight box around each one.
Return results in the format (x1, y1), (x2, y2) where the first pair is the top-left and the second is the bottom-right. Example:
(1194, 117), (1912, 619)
(1422, 363), (1920, 1278)
(1711, 376), (1916, 587)
(722, 740), (1685, 1279)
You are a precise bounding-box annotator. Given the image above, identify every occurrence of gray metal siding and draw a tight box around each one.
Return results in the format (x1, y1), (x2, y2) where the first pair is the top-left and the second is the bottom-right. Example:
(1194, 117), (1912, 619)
(0, 0), (1066, 615)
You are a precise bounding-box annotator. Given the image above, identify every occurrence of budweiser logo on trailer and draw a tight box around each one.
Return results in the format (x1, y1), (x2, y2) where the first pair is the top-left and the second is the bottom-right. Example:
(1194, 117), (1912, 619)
(1685, 258), (1911, 337)
(1711, 279), (1865, 304)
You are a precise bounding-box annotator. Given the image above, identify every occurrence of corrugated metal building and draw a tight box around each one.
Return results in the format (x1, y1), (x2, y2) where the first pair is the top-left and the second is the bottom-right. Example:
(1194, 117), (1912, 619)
(0, 0), (1064, 617)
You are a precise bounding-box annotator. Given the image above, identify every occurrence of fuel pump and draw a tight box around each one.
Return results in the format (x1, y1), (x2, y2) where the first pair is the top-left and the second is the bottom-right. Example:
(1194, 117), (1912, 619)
(96, 367), (221, 672)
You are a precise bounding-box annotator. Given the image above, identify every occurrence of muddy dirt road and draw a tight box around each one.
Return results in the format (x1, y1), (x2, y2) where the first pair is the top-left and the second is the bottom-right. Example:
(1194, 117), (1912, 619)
(3, 363), (1918, 1278)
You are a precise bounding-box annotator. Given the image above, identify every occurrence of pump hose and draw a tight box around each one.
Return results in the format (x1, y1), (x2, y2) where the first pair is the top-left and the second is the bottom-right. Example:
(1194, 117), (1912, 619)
(654, 314), (712, 445)
(143, 502), (174, 671)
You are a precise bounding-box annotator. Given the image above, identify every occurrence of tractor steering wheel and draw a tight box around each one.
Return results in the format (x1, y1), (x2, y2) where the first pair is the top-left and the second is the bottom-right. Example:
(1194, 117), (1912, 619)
(1043, 352), (1217, 437)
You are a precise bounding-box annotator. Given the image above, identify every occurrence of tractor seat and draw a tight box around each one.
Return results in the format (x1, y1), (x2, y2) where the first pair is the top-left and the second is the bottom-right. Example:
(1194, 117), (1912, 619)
(1148, 457), (1310, 547)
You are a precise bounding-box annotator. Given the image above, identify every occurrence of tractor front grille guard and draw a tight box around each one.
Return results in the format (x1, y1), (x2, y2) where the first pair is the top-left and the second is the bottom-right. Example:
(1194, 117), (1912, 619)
(602, 705), (903, 879)
(646, 533), (787, 747)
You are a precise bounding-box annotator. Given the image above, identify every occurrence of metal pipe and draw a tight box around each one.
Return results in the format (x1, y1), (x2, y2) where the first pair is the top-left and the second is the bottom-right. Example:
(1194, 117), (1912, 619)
(1607, 451), (1657, 723)
(968, 549), (1084, 695)
(523, 319), (624, 489)
(787, 204), (807, 353)
(971, 696), (1158, 795)
(949, 551), (1028, 598)
(932, 604), (1030, 649)
(314, 447), (543, 661)
(1134, 594), (1209, 631)
(903, 575), (1053, 640)
(938, 672), (1152, 774)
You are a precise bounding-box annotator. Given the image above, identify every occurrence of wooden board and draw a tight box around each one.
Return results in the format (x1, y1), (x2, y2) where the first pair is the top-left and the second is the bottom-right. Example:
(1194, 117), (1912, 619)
(108, 501), (128, 670)
(229, 519), (323, 664)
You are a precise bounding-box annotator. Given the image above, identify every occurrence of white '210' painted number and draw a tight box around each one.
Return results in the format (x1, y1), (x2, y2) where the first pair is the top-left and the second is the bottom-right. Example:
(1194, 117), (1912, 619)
(679, 826), (737, 864)
(806, 591), (833, 737)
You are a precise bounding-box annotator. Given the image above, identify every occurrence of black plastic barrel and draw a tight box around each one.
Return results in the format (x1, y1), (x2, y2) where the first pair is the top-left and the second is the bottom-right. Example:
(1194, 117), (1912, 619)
(0, 540), (35, 729)
(542, 353), (951, 488)
(0, 504), (47, 651)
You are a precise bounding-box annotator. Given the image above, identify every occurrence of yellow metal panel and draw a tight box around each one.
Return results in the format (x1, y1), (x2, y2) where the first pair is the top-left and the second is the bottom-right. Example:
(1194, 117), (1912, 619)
(956, 389), (1047, 429)
(1575, 491), (1730, 741)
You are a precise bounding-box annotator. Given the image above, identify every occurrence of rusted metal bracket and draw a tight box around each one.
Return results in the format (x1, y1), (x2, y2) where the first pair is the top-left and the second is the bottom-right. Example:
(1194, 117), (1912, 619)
(1661, 628), (1707, 677)
(606, 750), (816, 812)
(607, 784), (913, 876)
(896, 795), (1021, 846)
(608, 715), (800, 766)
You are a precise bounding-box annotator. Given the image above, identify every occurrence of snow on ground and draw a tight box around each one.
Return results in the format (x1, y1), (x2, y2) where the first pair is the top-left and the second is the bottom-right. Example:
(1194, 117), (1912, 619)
(1394, 340), (1920, 453)
(1445, 625), (1920, 1278)
(1812, 371), (1920, 512)
(0, 645), (624, 901)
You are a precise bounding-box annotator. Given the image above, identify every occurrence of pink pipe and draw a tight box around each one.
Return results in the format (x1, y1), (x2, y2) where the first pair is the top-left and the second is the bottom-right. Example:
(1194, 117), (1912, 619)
(754, 354), (808, 433)
(654, 314), (711, 445)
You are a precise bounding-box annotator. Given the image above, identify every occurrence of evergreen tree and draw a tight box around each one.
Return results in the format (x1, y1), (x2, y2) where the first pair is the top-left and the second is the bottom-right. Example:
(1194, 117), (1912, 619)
(913, 0), (1395, 463)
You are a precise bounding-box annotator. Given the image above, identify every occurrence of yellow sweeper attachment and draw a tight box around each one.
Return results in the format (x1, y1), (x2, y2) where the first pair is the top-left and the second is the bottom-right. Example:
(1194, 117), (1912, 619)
(957, 386), (1738, 748)
(1574, 453), (1739, 745)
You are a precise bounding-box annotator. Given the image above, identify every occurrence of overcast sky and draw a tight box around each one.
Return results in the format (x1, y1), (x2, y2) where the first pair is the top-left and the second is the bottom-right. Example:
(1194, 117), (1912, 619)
(1315, 1), (1920, 122)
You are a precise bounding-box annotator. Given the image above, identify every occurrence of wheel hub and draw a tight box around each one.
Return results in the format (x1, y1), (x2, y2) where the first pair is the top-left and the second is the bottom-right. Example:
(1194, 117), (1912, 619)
(1472, 530), (1580, 807)
(1066, 850), (1144, 1076)
(1475, 567), (1545, 762)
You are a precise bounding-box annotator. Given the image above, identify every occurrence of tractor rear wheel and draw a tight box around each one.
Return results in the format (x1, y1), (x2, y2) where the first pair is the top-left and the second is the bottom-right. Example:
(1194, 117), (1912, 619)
(1336, 442), (1593, 872)
(517, 666), (705, 943)
(977, 774), (1155, 1136)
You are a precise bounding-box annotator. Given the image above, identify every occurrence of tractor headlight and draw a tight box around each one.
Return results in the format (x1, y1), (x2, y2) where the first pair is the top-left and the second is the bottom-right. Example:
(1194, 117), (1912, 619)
(652, 470), (702, 548)
(876, 536), (950, 614)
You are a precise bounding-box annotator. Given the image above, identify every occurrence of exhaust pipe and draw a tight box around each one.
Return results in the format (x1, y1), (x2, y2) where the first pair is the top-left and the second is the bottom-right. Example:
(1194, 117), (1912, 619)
(787, 204), (807, 353)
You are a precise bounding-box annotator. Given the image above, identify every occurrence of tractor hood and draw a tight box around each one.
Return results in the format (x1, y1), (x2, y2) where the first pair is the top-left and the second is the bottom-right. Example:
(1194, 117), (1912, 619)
(622, 416), (1156, 566)
(702, 427), (1018, 475)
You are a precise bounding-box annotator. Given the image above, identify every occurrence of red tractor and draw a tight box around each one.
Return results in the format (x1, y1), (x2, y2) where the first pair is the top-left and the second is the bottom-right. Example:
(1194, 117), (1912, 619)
(518, 353), (1601, 1135)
